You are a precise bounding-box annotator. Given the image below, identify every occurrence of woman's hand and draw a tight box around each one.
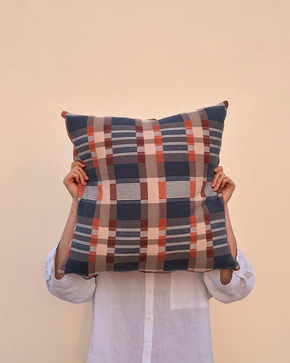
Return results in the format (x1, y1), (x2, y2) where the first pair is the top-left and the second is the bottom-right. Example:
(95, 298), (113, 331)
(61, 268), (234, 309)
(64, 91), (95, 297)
(211, 165), (235, 204)
(63, 161), (89, 200)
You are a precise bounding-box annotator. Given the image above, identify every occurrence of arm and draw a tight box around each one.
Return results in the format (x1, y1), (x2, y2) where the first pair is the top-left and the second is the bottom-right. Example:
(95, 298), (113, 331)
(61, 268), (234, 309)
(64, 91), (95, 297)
(219, 203), (237, 285)
(55, 198), (78, 280)
(45, 161), (96, 303)
(210, 165), (238, 285)
(203, 165), (255, 303)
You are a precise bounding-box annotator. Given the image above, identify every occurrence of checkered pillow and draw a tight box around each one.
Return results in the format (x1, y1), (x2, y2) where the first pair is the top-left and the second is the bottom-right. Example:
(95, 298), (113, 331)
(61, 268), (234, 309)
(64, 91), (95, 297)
(59, 101), (240, 278)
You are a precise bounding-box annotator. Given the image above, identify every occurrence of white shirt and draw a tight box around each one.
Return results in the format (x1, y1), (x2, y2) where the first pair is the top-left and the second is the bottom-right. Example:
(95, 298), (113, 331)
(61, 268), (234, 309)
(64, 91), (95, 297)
(45, 239), (255, 363)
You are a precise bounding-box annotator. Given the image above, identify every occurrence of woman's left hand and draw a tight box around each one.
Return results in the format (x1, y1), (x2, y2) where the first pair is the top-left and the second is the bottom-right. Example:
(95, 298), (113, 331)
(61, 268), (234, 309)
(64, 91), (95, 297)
(211, 165), (235, 204)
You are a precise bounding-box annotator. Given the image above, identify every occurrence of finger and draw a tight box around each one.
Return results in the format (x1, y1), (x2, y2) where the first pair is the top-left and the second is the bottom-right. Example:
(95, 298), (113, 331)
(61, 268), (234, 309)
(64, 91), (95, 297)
(71, 170), (81, 184)
(71, 160), (86, 168)
(212, 166), (223, 184)
(212, 172), (226, 190)
(76, 164), (89, 178)
(223, 177), (235, 190)
(211, 170), (224, 186)
(219, 176), (235, 191)
(220, 176), (230, 189)
(71, 169), (87, 185)
(67, 170), (81, 184)
(75, 166), (90, 181)
(70, 162), (87, 175)
(214, 165), (223, 173)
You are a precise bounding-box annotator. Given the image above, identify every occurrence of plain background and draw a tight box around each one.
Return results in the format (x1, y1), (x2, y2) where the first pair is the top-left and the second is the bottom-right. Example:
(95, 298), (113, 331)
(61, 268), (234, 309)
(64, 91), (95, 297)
(1, 0), (289, 362)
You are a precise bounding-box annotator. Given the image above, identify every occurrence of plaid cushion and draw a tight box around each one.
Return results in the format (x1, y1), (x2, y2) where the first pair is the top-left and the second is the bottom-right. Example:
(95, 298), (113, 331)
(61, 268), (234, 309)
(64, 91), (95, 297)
(59, 101), (240, 278)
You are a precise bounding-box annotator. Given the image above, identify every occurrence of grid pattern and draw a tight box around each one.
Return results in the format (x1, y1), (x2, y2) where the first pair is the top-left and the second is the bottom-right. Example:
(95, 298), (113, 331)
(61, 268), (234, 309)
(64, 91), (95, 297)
(59, 101), (240, 278)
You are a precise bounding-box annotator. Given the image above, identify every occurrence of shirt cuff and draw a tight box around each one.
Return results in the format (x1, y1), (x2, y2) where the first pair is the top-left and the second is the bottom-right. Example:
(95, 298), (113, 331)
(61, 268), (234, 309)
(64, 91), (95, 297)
(203, 247), (255, 303)
(44, 239), (97, 303)
(44, 239), (61, 282)
(44, 238), (81, 285)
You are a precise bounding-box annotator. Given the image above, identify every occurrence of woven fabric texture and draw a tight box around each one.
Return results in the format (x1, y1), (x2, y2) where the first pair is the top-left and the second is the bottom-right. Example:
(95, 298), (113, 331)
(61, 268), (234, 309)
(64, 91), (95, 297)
(59, 101), (240, 278)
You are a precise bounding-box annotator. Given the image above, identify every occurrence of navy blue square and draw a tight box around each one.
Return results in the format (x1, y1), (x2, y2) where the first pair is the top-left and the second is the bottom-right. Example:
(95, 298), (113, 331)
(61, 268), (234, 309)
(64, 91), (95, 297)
(114, 262), (139, 272)
(114, 163), (139, 180)
(117, 202), (141, 220)
(78, 199), (96, 218)
(213, 253), (236, 269)
(204, 105), (226, 123)
(167, 200), (190, 218)
(66, 115), (88, 132)
(164, 161), (189, 177)
(111, 117), (136, 126)
(65, 258), (88, 276)
(207, 163), (215, 181)
(205, 196), (224, 213)
(164, 258), (188, 271)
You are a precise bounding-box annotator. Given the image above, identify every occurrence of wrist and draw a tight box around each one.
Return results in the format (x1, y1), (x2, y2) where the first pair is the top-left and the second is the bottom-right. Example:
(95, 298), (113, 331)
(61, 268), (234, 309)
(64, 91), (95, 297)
(219, 269), (233, 285)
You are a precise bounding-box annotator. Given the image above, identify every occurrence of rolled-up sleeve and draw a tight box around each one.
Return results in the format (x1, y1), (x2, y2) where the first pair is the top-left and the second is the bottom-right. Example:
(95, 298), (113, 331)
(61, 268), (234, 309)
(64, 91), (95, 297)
(203, 248), (255, 304)
(45, 239), (96, 304)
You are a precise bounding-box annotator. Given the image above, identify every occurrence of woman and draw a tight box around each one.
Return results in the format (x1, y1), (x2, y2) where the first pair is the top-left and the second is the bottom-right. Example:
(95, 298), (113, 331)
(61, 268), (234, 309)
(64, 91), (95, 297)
(45, 162), (255, 363)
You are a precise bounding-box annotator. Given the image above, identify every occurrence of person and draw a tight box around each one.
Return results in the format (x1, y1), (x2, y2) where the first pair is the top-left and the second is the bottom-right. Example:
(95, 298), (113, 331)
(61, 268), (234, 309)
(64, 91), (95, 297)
(45, 161), (255, 363)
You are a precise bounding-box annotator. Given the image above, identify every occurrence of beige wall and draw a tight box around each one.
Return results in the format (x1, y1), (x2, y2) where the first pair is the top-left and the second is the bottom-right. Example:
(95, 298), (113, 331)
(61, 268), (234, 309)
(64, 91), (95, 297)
(1, 0), (289, 362)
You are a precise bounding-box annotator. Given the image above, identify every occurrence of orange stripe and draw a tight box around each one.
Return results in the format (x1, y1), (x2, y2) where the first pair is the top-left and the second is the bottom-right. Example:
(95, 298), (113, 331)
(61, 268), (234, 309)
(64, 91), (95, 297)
(158, 181), (167, 199)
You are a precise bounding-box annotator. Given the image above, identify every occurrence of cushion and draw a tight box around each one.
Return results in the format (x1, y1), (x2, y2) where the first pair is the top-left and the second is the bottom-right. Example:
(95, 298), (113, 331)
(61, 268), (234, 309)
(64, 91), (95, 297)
(59, 100), (240, 278)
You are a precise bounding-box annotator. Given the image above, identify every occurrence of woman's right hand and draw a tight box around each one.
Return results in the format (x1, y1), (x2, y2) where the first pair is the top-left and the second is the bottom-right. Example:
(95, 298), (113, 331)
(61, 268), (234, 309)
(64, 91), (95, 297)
(63, 161), (89, 200)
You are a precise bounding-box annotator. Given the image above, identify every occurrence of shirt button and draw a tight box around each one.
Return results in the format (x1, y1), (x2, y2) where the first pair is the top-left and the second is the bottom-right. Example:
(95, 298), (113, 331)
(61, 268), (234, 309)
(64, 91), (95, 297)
(146, 317), (152, 322)
(144, 343), (151, 349)
(147, 290), (152, 295)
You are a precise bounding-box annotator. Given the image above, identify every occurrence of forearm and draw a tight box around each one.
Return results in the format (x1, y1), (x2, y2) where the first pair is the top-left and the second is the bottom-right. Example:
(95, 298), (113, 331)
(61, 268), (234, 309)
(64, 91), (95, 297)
(55, 198), (78, 279)
(219, 203), (237, 285)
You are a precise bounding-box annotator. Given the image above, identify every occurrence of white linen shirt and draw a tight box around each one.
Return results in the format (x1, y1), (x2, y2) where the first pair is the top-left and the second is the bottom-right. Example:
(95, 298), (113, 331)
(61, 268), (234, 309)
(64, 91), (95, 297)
(45, 240), (255, 363)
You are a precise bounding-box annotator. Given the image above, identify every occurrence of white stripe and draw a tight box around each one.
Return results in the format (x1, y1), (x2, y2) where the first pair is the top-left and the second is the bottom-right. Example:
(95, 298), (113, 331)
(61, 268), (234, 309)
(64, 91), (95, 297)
(114, 237), (141, 240)
(212, 234), (227, 240)
(163, 250), (190, 255)
(111, 136), (138, 141)
(210, 143), (221, 149)
(113, 144), (137, 148)
(160, 127), (186, 132)
(72, 134), (88, 142)
(211, 219), (225, 224)
(213, 242), (229, 248)
(162, 142), (189, 145)
(210, 136), (222, 141)
(211, 227), (227, 232)
(72, 231), (91, 237)
(71, 237), (91, 245)
(210, 128), (222, 134)
(69, 247), (89, 254)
